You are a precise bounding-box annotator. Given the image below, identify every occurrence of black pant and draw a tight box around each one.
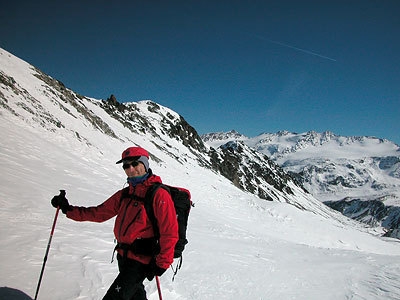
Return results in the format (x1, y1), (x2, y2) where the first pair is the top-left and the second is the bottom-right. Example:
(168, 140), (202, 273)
(103, 255), (148, 300)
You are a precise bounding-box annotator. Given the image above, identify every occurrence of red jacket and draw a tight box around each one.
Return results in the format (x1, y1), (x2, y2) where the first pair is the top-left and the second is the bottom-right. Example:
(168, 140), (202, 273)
(66, 174), (178, 269)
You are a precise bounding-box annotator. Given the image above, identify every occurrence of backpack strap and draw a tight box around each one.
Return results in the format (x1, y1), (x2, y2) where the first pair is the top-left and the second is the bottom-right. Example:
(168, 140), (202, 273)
(143, 183), (167, 240)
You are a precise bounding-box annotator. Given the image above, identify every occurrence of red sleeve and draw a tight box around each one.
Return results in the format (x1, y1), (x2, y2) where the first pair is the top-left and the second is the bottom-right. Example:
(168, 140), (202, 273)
(153, 188), (179, 269)
(66, 190), (121, 222)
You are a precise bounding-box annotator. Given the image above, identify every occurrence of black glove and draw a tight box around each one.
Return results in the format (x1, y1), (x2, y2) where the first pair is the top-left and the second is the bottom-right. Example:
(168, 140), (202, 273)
(145, 259), (167, 281)
(51, 190), (71, 214)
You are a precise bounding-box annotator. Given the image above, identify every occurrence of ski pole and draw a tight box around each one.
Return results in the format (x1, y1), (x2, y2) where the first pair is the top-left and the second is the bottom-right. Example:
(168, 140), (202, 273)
(34, 190), (65, 300)
(155, 276), (163, 300)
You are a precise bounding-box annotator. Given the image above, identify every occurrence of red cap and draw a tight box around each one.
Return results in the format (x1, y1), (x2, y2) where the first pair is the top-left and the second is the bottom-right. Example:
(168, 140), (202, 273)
(116, 147), (149, 164)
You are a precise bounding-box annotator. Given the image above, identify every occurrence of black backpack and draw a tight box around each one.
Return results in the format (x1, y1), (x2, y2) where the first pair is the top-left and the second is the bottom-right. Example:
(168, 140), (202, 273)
(143, 183), (193, 259)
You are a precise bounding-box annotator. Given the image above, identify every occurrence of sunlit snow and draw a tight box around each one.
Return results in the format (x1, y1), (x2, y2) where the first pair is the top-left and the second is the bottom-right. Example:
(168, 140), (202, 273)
(1, 48), (400, 300)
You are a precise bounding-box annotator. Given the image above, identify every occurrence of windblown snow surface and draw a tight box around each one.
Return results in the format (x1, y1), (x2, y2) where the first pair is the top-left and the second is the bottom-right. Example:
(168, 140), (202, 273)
(1, 48), (400, 299)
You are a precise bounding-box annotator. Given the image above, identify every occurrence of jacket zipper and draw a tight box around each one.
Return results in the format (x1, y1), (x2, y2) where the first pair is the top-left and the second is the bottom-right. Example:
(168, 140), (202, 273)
(122, 208), (142, 237)
(118, 186), (136, 240)
(118, 198), (133, 240)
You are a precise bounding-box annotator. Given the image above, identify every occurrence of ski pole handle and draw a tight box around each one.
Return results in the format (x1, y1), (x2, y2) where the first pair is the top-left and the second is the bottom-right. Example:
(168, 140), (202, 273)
(50, 190), (64, 232)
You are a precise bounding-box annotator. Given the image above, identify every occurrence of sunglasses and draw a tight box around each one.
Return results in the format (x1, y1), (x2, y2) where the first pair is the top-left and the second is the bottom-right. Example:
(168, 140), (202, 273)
(122, 160), (140, 169)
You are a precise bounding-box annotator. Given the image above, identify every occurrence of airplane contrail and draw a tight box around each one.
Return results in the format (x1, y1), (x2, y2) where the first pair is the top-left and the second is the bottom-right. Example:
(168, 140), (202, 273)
(253, 34), (337, 62)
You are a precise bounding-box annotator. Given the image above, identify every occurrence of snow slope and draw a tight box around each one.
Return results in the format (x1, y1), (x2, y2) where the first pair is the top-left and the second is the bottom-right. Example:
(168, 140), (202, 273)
(1, 48), (400, 299)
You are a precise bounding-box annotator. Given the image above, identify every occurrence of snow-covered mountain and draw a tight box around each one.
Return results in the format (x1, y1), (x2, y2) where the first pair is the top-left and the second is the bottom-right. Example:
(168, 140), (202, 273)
(2, 47), (400, 299)
(0, 49), (328, 215)
(202, 130), (400, 236)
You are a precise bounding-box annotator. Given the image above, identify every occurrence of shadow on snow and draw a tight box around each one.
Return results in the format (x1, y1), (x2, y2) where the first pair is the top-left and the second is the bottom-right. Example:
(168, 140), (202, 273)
(0, 287), (33, 300)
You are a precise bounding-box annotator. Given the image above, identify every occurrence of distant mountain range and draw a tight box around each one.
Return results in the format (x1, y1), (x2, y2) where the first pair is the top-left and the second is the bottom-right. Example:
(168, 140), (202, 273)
(202, 130), (400, 236)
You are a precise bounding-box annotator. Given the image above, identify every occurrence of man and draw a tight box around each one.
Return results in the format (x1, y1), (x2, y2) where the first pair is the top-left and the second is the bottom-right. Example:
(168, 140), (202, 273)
(51, 146), (178, 299)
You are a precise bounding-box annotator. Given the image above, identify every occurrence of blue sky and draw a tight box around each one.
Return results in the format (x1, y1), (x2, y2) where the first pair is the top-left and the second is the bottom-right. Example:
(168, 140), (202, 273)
(1, 1), (399, 144)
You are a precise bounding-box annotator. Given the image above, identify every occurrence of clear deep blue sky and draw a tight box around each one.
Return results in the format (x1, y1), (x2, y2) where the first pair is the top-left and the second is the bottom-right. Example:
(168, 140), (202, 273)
(1, 1), (399, 144)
